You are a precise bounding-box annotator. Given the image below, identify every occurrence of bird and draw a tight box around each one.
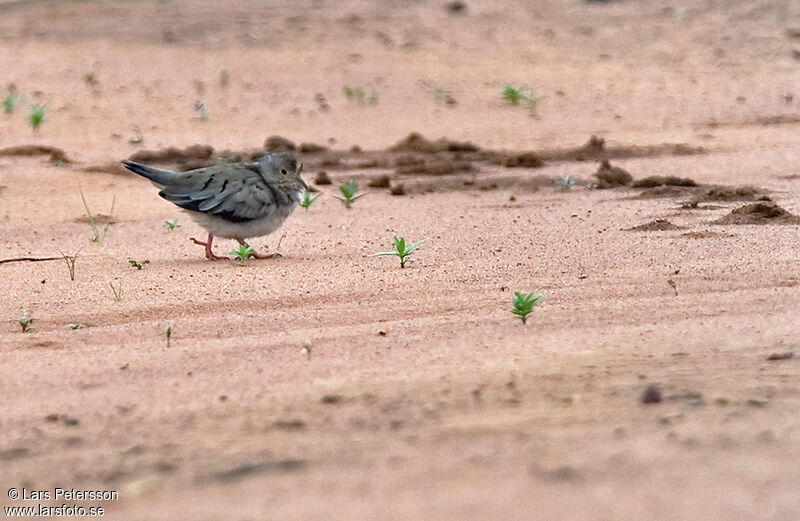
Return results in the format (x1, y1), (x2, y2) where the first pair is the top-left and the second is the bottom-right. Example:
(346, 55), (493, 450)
(122, 152), (307, 261)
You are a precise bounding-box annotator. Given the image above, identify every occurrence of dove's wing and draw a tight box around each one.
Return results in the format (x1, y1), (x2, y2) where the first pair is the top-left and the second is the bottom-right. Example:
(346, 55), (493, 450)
(158, 163), (279, 223)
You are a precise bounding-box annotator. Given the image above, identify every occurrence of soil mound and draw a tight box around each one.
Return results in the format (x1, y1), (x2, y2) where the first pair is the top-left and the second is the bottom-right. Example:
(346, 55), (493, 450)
(129, 144), (213, 164)
(388, 133), (479, 154)
(713, 202), (800, 225)
(503, 151), (544, 168)
(629, 219), (681, 231)
(594, 160), (632, 188)
(264, 136), (296, 152)
(396, 159), (473, 176)
(632, 175), (697, 188)
(0, 145), (70, 163)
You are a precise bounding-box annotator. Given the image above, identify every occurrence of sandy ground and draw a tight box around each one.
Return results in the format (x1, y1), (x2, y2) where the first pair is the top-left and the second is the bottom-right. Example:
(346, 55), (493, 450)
(1, 0), (800, 519)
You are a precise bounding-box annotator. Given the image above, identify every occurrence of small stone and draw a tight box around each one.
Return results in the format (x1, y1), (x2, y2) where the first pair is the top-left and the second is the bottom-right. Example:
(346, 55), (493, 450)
(314, 171), (332, 185)
(641, 385), (662, 404)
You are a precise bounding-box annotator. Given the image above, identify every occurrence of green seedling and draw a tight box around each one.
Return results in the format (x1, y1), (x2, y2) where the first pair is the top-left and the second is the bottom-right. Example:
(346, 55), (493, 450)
(30, 104), (46, 129)
(194, 100), (208, 121)
(66, 323), (85, 330)
(335, 180), (365, 209)
(165, 325), (173, 348)
(128, 259), (150, 270)
(299, 191), (321, 210)
(512, 291), (543, 324)
(557, 176), (575, 191)
(3, 94), (18, 113)
(219, 70), (230, 88)
(84, 72), (98, 86)
(343, 85), (379, 105)
(229, 244), (254, 266)
(502, 83), (544, 115)
(18, 309), (33, 333)
(164, 219), (179, 230)
(372, 236), (428, 268)
(110, 280), (123, 302)
(78, 183), (115, 243)
(58, 246), (84, 281)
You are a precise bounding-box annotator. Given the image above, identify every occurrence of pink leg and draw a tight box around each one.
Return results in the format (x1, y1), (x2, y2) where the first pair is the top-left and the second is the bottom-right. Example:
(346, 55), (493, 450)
(190, 233), (228, 261)
(236, 238), (280, 259)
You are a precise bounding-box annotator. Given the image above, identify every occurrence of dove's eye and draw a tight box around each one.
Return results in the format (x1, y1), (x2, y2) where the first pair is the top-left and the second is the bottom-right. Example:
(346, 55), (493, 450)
(280, 168), (287, 175)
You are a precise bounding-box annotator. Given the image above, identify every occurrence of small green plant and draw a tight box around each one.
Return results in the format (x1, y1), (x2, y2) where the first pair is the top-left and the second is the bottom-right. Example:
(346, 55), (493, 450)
(18, 309), (33, 333)
(165, 325), (173, 348)
(83, 72), (98, 86)
(3, 93), (18, 113)
(343, 85), (379, 106)
(299, 191), (321, 210)
(372, 236), (428, 268)
(511, 291), (543, 324)
(194, 100), (208, 121)
(78, 183), (115, 243)
(335, 180), (365, 209)
(30, 104), (46, 129)
(164, 219), (179, 230)
(557, 176), (575, 191)
(229, 244), (254, 266)
(58, 246), (84, 281)
(502, 83), (544, 115)
(128, 259), (150, 270)
(66, 323), (85, 330)
(110, 280), (123, 302)
(219, 70), (230, 88)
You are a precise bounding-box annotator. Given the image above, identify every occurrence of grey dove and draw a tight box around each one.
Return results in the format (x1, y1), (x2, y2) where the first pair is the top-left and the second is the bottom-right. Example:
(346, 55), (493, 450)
(122, 152), (307, 260)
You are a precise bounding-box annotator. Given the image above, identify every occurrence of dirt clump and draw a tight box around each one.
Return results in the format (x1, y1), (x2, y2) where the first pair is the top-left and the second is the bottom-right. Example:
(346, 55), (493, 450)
(396, 159), (473, 176)
(298, 142), (328, 153)
(629, 219), (681, 231)
(129, 144), (213, 164)
(367, 174), (391, 188)
(389, 183), (406, 195)
(388, 132), (479, 154)
(693, 185), (769, 203)
(712, 202), (800, 225)
(314, 171), (332, 185)
(632, 175), (697, 188)
(0, 145), (70, 163)
(593, 160), (632, 188)
(503, 151), (544, 168)
(264, 136), (296, 152)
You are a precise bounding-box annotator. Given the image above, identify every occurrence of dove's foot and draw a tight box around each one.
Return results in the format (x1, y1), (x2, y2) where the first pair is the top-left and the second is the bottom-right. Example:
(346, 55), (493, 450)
(190, 234), (227, 261)
(236, 239), (281, 260)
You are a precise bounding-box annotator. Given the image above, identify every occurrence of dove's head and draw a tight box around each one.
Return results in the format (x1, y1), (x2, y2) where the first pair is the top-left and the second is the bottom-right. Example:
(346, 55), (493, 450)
(258, 152), (307, 198)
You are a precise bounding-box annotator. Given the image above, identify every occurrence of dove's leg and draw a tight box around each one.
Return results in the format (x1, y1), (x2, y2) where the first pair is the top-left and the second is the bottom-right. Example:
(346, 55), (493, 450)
(190, 234), (227, 261)
(236, 238), (280, 259)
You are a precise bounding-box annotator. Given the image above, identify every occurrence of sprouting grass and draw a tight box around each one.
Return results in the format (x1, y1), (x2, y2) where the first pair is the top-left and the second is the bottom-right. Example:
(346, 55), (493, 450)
(128, 259), (150, 270)
(219, 70), (230, 88)
(66, 323), (85, 330)
(110, 280), (123, 302)
(557, 176), (576, 191)
(164, 219), (179, 230)
(299, 191), (321, 210)
(502, 83), (544, 115)
(84, 72), (98, 86)
(229, 244), (254, 266)
(511, 291), (543, 324)
(165, 325), (173, 348)
(18, 309), (33, 333)
(3, 94), (19, 113)
(195, 100), (208, 121)
(78, 183), (115, 243)
(30, 104), (46, 129)
(58, 246), (84, 281)
(335, 180), (365, 209)
(343, 85), (379, 106)
(372, 236), (428, 268)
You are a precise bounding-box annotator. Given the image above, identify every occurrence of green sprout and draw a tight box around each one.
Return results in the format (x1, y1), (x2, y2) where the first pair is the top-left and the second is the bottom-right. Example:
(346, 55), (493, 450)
(343, 85), (379, 106)
(165, 325), (173, 348)
(557, 176), (575, 191)
(128, 259), (150, 270)
(110, 280), (123, 302)
(78, 183), (115, 243)
(335, 180), (365, 209)
(18, 309), (33, 333)
(299, 191), (321, 210)
(229, 244), (254, 266)
(164, 219), (179, 230)
(372, 236), (428, 268)
(3, 94), (18, 113)
(195, 100), (208, 121)
(511, 292), (543, 324)
(219, 70), (230, 88)
(66, 323), (85, 330)
(58, 246), (84, 281)
(30, 104), (46, 129)
(502, 83), (544, 115)
(84, 72), (98, 86)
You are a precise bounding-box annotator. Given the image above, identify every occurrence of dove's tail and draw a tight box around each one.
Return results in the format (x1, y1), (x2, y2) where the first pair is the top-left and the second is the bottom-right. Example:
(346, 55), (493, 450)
(122, 160), (172, 186)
